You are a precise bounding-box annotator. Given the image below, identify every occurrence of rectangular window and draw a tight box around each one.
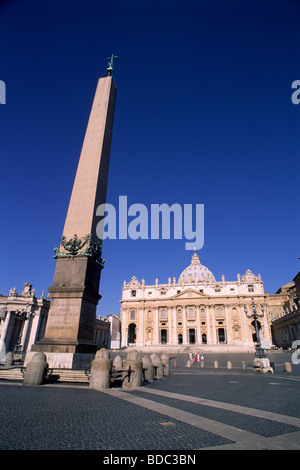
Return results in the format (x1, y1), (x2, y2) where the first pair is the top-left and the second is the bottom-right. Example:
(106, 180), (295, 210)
(131, 290), (136, 297)
(248, 285), (254, 293)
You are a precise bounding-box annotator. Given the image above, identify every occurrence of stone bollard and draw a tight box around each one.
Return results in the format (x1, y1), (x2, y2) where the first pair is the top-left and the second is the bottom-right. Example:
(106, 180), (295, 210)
(161, 353), (170, 376)
(142, 356), (154, 383)
(23, 352), (48, 386)
(284, 362), (292, 373)
(173, 359), (178, 368)
(253, 357), (273, 374)
(186, 360), (191, 368)
(90, 348), (112, 390)
(113, 355), (123, 370)
(214, 360), (219, 369)
(241, 361), (246, 370)
(122, 350), (143, 389)
(151, 353), (164, 379)
(5, 351), (14, 367)
(227, 361), (232, 370)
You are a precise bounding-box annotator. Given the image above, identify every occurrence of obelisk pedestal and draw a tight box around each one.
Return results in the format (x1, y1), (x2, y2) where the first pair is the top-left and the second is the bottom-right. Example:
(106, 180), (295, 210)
(29, 72), (117, 369)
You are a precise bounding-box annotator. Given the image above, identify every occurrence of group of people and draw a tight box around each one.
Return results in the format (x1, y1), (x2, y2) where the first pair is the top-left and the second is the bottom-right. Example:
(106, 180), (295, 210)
(189, 352), (204, 363)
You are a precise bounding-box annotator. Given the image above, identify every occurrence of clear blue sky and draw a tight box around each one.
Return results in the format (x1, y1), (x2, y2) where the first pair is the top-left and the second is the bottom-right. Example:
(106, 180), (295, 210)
(1, 0), (299, 317)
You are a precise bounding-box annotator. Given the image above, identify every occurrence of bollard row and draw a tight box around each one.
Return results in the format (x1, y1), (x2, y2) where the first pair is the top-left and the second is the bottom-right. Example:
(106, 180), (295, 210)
(89, 349), (170, 391)
(185, 357), (250, 371)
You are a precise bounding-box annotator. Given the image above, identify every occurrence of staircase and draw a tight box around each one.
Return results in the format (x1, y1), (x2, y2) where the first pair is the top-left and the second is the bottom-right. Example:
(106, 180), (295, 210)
(48, 368), (90, 384)
(0, 367), (90, 384)
(0, 367), (25, 381)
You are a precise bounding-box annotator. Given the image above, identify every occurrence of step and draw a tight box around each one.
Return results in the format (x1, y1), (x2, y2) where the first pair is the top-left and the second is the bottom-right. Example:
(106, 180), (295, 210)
(0, 367), (90, 384)
(0, 367), (24, 381)
(48, 368), (90, 383)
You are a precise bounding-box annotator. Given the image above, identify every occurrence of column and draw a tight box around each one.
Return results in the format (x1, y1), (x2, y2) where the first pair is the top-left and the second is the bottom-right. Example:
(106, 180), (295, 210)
(27, 313), (41, 349)
(0, 311), (12, 347)
(182, 306), (187, 344)
(167, 307), (172, 344)
(154, 307), (159, 344)
(121, 309), (127, 347)
(20, 317), (32, 352)
(225, 305), (231, 344)
(211, 306), (217, 344)
(239, 304), (250, 345)
(196, 306), (201, 344)
(173, 307), (177, 344)
(206, 306), (212, 344)
(139, 307), (144, 345)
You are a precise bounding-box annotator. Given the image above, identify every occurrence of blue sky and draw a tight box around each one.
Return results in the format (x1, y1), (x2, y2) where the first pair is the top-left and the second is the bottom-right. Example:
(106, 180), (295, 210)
(1, 0), (299, 317)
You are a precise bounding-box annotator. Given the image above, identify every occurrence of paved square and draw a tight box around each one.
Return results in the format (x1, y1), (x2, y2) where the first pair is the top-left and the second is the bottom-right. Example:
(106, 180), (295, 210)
(0, 352), (300, 452)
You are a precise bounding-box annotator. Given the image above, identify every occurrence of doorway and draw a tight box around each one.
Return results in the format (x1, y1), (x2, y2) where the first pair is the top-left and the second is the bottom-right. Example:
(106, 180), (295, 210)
(189, 329), (196, 344)
(128, 323), (136, 344)
(217, 328), (226, 343)
(160, 329), (167, 344)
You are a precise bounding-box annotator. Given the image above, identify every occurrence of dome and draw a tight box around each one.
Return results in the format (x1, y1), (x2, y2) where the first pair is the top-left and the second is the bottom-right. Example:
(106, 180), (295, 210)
(178, 251), (215, 284)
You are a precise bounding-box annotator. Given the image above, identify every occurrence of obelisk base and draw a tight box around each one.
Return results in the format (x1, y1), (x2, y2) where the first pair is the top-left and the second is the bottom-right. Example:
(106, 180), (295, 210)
(30, 256), (102, 369)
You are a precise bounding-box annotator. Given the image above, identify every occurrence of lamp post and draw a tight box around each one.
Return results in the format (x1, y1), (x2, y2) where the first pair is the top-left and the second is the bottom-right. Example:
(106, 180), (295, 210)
(244, 298), (266, 358)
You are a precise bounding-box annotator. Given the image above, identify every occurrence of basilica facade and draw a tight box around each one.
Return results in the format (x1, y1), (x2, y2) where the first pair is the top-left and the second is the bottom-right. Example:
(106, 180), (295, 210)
(120, 252), (272, 351)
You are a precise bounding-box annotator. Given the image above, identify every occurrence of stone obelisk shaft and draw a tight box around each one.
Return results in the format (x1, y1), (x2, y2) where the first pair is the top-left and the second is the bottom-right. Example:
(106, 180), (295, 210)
(63, 76), (116, 241)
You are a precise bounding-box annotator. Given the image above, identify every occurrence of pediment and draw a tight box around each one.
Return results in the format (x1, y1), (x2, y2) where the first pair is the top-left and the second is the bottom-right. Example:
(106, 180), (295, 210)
(171, 289), (209, 300)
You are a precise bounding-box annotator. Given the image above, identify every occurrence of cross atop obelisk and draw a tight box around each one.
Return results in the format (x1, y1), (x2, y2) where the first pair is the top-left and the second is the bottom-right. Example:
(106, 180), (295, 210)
(30, 60), (117, 368)
(106, 54), (118, 76)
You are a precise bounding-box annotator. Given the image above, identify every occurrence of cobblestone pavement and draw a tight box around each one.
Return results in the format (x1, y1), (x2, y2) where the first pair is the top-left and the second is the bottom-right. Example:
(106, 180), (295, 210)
(0, 352), (300, 454)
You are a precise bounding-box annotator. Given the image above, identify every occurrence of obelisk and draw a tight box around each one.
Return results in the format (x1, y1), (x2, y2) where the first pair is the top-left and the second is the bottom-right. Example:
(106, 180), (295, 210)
(31, 57), (117, 368)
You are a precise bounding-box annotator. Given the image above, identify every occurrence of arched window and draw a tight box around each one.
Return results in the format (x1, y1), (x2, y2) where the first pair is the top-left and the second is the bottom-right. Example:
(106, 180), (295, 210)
(130, 310), (135, 320)
(188, 308), (194, 318)
(178, 310), (182, 319)
(161, 309), (167, 318)
(217, 308), (222, 317)
(201, 309), (205, 318)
